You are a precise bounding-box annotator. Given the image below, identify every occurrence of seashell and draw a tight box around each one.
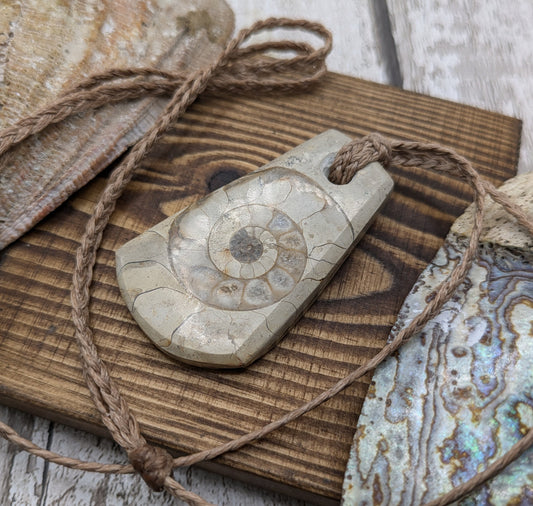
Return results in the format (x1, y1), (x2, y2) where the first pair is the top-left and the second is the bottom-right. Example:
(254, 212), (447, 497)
(343, 172), (533, 505)
(116, 130), (394, 368)
(0, 0), (234, 250)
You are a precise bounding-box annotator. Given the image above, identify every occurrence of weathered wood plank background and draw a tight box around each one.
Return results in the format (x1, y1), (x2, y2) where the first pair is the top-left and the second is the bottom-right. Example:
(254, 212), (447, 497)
(1, 0), (532, 505)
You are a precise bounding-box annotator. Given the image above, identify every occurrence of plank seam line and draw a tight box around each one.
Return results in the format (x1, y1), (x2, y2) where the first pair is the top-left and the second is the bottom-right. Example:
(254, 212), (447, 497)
(38, 422), (54, 506)
(371, 0), (403, 88)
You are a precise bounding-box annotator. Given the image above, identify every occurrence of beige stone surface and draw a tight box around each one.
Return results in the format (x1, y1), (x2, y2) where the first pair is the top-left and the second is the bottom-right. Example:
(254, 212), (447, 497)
(116, 130), (393, 367)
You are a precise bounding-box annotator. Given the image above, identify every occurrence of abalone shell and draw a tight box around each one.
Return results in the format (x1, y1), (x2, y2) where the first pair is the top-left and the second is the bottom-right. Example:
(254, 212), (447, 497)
(343, 173), (533, 505)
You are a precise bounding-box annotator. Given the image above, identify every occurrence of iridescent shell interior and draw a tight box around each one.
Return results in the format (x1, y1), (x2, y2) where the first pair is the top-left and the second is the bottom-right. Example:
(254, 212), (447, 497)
(343, 172), (533, 505)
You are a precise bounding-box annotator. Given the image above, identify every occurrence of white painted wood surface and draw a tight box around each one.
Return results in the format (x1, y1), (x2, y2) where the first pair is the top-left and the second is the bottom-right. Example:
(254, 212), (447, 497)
(387, 0), (533, 174)
(1, 1), (531, 504)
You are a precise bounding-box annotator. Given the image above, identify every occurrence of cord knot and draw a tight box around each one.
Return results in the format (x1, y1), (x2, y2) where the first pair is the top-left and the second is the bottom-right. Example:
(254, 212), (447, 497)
(329, 133), (393, 184)
(128, 444), (173, 492)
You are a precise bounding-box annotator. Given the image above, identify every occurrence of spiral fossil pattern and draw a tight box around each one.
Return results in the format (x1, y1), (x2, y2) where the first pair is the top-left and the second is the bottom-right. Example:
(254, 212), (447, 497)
(116, 130), (394, 367)
(168, 168), (342, 310)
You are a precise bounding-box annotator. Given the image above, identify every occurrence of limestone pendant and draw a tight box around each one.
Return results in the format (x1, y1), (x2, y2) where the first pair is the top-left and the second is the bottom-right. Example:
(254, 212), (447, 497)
(116, 130), (393, 368)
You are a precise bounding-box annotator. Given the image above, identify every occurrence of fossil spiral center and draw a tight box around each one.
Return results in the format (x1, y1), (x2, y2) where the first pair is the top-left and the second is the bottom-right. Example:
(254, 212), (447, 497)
(229, 227), (264, 263)
(170, 202), (308, 310)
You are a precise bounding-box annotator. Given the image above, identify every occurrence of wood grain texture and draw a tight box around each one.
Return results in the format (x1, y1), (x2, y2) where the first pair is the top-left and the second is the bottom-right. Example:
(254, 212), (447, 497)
(35, 420), (306, 506)
(0, 0), (234, 250)
(0, 71), (520, 504)
(387, 0), (533, 174)
(0, 407), (302, 506)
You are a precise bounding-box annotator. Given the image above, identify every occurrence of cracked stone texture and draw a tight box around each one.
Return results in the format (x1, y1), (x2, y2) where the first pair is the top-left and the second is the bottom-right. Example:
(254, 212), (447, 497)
(116, 130), (393, 368)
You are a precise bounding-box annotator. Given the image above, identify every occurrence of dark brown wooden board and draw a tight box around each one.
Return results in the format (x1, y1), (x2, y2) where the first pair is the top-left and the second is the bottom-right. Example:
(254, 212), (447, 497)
(0, 73), (520, 503)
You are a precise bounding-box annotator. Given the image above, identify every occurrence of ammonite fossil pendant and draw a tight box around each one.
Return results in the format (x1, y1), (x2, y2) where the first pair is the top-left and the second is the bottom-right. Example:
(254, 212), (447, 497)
(116, 130), (393, 368)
